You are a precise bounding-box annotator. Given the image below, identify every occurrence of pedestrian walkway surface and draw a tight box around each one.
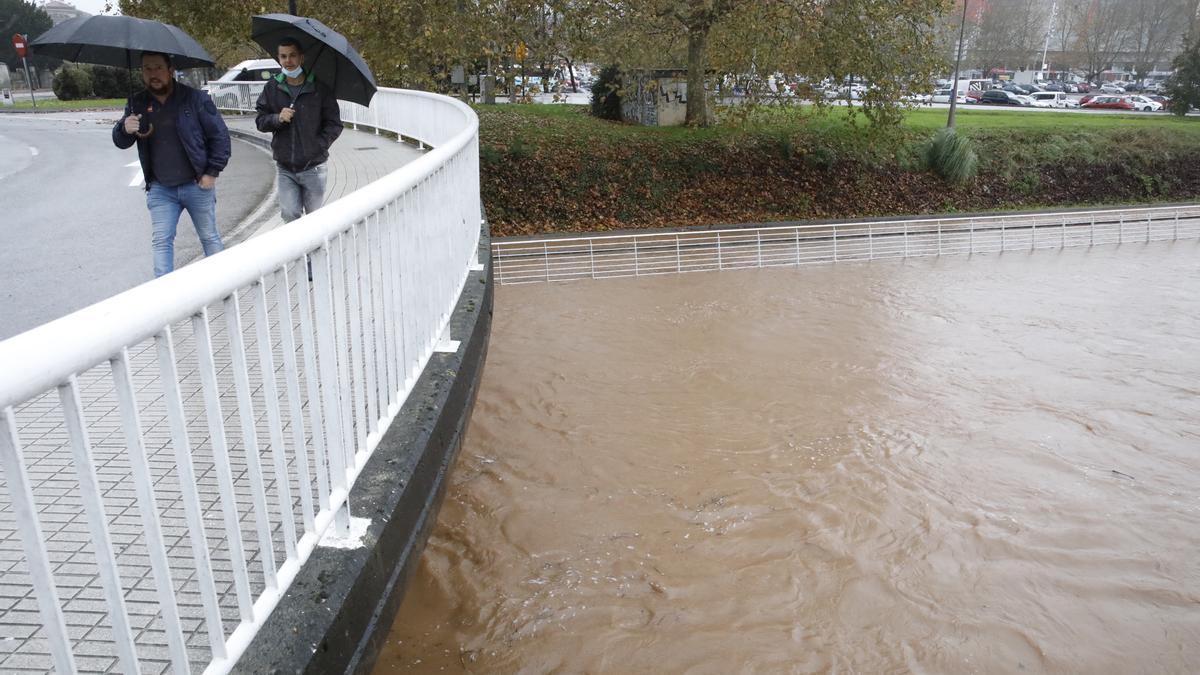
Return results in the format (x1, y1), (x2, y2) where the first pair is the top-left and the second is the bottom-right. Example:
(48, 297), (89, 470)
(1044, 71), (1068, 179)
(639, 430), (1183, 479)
(222, 114), (425, 240)
(0, 117), (425, 674)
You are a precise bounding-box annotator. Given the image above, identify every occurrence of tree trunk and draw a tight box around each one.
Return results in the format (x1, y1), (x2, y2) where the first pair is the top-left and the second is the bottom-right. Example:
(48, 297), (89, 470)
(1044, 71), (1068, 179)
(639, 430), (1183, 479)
(566, 58), (577, 93)
(686, 24), (710, 126)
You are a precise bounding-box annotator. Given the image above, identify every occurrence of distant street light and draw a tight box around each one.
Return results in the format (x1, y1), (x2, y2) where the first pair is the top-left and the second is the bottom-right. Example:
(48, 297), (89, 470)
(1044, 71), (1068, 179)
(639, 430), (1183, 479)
(947, 0), (969, 128)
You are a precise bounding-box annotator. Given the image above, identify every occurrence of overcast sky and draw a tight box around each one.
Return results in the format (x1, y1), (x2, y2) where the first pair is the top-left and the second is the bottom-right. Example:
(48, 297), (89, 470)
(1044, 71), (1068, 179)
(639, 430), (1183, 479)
(62, 0), (114, 16)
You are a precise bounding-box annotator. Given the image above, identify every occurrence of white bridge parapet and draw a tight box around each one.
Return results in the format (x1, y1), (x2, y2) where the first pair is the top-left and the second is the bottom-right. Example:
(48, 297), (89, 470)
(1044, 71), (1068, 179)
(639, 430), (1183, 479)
(0, 86), (481, 674)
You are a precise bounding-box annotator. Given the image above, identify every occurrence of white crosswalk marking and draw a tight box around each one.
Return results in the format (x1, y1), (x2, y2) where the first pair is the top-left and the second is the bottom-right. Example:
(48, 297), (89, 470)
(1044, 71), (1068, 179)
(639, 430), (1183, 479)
(126, 160), (143, 187)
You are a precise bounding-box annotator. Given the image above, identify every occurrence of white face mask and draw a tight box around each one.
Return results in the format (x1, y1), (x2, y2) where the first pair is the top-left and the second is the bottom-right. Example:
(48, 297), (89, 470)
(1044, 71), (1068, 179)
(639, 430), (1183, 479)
(282, 65), (304, 79)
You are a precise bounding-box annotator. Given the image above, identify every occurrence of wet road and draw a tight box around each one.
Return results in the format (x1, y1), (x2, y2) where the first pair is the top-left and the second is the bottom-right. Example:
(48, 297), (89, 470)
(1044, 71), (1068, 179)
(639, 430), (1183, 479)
(378, 241), (1200, 674)
(0, 113), (273, 339)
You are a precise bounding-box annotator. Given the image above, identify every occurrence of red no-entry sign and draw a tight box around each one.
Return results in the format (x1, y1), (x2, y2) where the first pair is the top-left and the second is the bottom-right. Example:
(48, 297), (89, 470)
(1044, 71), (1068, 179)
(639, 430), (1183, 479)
(12, 34), (27, 58)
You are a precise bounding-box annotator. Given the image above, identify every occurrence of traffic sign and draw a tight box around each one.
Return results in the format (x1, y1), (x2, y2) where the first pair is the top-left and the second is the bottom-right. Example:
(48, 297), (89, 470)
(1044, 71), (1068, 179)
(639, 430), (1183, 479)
(12, 34), (27, 58)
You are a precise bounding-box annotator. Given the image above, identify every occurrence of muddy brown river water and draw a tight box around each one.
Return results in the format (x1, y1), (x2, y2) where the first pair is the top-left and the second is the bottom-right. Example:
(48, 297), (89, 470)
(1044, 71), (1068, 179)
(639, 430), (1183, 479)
(374, 242), (1200, 674)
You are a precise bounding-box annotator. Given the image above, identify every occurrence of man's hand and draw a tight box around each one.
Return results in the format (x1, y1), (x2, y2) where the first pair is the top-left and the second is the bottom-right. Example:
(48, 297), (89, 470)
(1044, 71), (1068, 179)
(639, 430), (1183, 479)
(123, 114), (142, 135)
(279, 106), (295, 124)
(198, 174), (216, 190)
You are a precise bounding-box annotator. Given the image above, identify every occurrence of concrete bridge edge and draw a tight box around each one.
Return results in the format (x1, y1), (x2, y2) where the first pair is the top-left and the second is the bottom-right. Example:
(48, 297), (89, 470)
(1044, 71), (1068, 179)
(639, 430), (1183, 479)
(233, 222), (494, 674)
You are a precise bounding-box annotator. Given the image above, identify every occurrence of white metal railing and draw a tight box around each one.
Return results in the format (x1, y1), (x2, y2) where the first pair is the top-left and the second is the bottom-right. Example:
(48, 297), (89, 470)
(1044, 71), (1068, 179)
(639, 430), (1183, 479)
(0, 87), (481, 674)
(491, 204), (1200, 284)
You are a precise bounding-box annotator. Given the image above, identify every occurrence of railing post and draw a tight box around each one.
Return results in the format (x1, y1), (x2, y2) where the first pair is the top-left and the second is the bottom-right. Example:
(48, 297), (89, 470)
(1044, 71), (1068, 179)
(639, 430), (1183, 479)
(543, 241), (550, 282)
(868, 223), (874, 261)
(634, 238), (640, 276)
(903, 221), (909, 257)
(1091, 214), (1096, 246)
(674, 235), (681, 273)
(758, 230), (764, 267)
(1001, 220), (1006, 251)
(0, 408), (76, 674)
(1146, 213), (1151, 243)
(717, 232), (724, 270)
(311, 245), (353, 537)
(1175, 211), (1180, 240)
(111, 350), (190, 672)
(831, 227), (837, 262)
(59, 376), (142, 675)
(1119, 214), (1124, 244)
(937, 221), (943, 255)
(795, 228), (802, 265)
(1061, 216), (1066, 248)
(591, 239), (597, 279)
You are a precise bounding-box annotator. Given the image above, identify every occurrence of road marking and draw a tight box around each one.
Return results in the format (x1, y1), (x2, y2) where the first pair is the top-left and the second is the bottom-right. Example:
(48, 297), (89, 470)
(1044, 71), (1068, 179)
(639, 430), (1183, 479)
(29, 147), (38, 156)
(126, 160), (143, 188)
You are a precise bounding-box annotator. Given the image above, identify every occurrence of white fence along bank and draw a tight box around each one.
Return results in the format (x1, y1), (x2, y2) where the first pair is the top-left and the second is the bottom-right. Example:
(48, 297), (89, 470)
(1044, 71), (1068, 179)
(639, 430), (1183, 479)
(0, 87), (482, 674)
(492, 205), (1200, 284)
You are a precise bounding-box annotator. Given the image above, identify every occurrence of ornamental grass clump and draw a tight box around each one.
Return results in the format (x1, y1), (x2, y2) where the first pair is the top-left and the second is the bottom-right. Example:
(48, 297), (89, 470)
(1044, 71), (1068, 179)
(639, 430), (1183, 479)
(924, 127), (978, 184)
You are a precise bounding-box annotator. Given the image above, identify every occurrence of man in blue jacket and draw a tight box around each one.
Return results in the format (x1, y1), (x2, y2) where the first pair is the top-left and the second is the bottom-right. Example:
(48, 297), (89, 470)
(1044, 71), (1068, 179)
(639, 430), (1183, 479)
(113, 52), (231, 277)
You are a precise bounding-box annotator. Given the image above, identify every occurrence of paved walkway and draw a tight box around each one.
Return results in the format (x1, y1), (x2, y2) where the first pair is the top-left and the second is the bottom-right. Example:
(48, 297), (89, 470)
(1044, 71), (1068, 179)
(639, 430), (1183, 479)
(221, 115), (425, 241)
(0, 118), (425, 675)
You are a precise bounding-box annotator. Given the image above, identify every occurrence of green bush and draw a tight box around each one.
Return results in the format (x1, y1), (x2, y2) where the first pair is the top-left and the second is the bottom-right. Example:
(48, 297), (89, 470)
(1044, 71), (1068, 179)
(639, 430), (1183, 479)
(923, 127), (978, 184)
(90, 66), (133, 99)
(590, 64), (622, 121)
(52, 65), (93, 101)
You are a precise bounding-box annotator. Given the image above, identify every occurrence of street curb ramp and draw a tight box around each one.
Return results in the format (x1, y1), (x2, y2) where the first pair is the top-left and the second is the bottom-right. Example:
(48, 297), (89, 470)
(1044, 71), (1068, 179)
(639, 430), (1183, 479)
(234, 224), (493, 674)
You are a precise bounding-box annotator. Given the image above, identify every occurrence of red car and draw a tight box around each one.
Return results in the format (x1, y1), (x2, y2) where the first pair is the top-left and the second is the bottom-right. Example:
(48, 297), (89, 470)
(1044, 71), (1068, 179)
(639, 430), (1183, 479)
(1081, 95), (1134, 110)
(1079, 94), (1097, 106)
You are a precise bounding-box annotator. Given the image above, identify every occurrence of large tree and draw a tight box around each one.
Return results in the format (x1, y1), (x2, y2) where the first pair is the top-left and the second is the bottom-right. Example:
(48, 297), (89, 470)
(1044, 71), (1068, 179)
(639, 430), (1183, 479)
(1164, 32), (1200, 112)
(1065, 0), (1130, 81)
(971, 0), (1050, 74)
(589, 0), (949, 126)
(1126, 0), (1191, 83)
(1, 0), (55, 75)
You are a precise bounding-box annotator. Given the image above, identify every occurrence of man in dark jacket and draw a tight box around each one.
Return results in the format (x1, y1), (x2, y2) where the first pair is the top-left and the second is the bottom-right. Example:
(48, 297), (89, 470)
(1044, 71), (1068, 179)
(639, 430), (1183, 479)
(113, 51), (231, 277)
(255, 37), (343, 223)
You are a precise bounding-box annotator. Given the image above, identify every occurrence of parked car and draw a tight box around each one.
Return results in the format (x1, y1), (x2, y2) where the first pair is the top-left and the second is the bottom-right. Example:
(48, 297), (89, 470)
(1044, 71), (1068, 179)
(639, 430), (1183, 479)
(979, 90), (1027, 106)
(1126, 94), (1163, 111)
(1081, 95), (1135, 110)
(1029, 91), (1078, 108)
(1148, 94), (1171, 108)
(203, 58), (280, 109)
(1099, 83), (1126, 94)
(1079, 94), (1098, 106)
(965, 88), (984, 103)
(932, 88), (968, 104)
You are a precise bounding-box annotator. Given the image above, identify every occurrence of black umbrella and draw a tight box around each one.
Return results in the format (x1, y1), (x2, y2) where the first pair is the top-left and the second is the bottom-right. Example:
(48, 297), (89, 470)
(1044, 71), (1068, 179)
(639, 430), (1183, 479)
(250, 14), (376, 106)
(30, 14), (214, 70)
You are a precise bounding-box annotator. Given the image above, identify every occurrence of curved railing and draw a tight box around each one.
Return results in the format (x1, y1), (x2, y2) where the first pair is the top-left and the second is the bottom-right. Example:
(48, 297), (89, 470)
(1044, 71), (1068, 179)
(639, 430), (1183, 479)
(0, 88), (481, 673)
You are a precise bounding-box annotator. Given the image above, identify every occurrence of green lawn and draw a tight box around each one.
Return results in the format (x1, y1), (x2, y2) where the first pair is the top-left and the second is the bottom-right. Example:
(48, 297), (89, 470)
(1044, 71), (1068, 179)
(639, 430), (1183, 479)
(4, 97), (125, 111)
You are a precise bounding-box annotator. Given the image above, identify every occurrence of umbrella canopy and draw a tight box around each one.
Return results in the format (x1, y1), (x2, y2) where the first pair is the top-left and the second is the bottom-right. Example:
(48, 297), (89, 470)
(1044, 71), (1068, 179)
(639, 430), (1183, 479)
(30, 14), (214, 70)
(250, 14), (377, 106)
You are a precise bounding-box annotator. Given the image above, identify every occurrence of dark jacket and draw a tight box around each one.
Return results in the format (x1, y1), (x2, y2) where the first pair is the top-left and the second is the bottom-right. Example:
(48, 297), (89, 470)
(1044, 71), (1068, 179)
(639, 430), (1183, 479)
(112, 82), (231, 188)
(254, 73), (343, 173)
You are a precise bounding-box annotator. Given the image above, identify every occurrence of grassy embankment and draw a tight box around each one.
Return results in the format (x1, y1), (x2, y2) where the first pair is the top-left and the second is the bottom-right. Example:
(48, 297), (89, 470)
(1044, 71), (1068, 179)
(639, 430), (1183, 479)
(4, 97), (125, 110)
(477, 104), (1200, 236)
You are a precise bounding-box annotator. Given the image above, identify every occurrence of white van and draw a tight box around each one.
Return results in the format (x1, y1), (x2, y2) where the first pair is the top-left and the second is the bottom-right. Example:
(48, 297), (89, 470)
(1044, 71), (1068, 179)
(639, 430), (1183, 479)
(202, 58), (281, 109)
(1029, 91), (1077, 108)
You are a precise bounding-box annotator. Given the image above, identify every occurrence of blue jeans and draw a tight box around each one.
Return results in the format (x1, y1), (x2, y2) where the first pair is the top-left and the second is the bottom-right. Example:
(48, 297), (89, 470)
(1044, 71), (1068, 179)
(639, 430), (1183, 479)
(277, 164), (328, 222)
(146, 181), (223, 277)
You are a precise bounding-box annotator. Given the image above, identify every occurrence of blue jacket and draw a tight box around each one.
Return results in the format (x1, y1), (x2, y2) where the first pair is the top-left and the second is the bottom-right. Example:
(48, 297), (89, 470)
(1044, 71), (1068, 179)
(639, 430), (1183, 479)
(112, 82), (231, 188)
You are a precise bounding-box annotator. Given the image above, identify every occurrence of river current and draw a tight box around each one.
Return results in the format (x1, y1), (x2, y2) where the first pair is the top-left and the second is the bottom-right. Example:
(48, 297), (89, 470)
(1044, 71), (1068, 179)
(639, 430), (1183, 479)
(375, 241), (1200, 674)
